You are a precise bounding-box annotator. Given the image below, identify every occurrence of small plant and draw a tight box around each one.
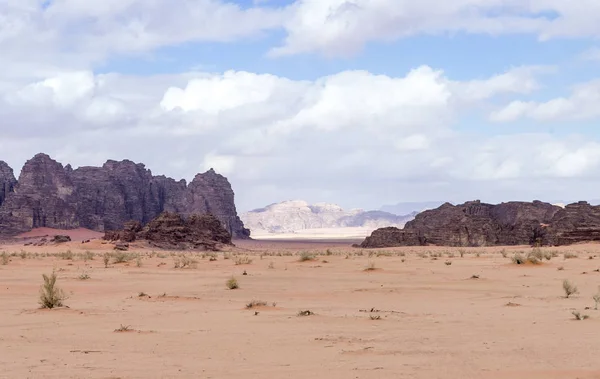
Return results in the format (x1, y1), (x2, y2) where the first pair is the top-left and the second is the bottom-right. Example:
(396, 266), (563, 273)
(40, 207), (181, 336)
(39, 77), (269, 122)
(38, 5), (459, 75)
(78, 273), (90, 280)
(512, 253), (526, 265)
(444, 261), (452, 266)
(103, 253), (110, 268)
(60, 250), (74, 260)
(475, 252), (481, 258)
(1, 251), (9, 265)
(19, 250), (27, 259)
(298, 252), (316, 262)
(226, 277), (239, 290)
(564, 252), (578, 259)
(174, 256), (198, 269)
(458, 249), (465, 258)
(83, 251), (94, 262)
(297, 310), (314, 316)
(562, 279), (578, 298)
(364, 261), (377, 271)
(39, 270), (67, 309)
(593, 287), (600, 310)
(326, 249), (333, 256)
(557, 266), (565, 271)
(500, 249), (508, 258)
(112, 252), (131, 264)
(136, 257), (143, 267)
(246, 300), (268, 309)
(138, 292), (148, 297)
(369, 314), (381, 320)
(234, 256), (253, 265)
(268, 261), (275, 269)
(572, 311), (589, 320)
(114, 324), (132, 332)
(223, 253), (232, 260)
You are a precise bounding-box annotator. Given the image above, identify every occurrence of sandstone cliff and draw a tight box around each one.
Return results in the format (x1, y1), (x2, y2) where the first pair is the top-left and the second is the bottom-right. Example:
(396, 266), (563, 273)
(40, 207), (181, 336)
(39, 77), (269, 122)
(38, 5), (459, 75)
(241, 200), (414, 236)
(360, 200), (596, 248)
(0, 161), (17, 208)
(0, 153), (249, 238)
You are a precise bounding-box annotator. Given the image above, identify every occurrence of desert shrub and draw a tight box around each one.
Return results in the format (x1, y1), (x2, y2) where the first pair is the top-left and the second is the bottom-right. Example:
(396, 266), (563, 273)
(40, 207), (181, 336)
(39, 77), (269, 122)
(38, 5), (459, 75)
(268, 261), (275, 269)
(593, 287), (600, 310)
(103, 253), (110, 268)
(78, 273), (90, 280)
(234, 256), (253, 265)
(298, 252), (316, 262)
(512, 253), (526, 264)
(458, 249), (466, 258)
(563, 252), (578, 259)
(19, 250), (27, 259)
(39, 271), (67, 309)
(297, 310), (314, 316)
(364, 261), (377, 271)
(563, 279), (578, 298)
(114, 324), (132, 332)
(1, 251), (9, 265)
(500, 249), (508, 258)
(246, 300), (268, 309)
(60, 250), (74, 260)
(83, 251), (94, 261)
(226, 277), (239, 289)
(136, 257), (143, 267)
(173, 256), (197, 269)
(572, 311), (589, 320)
(444, 260), (452, 266)
(369, 315), (381, 320)
(112, 252), (131, 264)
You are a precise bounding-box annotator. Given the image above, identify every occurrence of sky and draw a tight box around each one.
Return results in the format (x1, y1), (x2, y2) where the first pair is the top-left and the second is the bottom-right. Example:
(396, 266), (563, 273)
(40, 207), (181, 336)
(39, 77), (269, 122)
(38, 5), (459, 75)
(2, 0), (600, 212)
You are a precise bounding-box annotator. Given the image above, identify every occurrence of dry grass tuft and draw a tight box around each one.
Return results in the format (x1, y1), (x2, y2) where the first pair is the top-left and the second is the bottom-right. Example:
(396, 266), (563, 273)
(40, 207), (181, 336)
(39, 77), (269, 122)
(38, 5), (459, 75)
(39, 270), (67, 309)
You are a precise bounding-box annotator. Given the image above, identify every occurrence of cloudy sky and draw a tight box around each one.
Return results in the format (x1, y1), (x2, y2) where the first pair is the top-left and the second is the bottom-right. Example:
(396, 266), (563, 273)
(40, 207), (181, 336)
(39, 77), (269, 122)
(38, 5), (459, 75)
(2, 0), (600, 212)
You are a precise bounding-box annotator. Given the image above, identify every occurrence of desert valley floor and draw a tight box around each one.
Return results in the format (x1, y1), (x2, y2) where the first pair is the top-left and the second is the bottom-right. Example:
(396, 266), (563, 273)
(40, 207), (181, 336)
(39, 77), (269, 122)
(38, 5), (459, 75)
(2, 235), (600, 378)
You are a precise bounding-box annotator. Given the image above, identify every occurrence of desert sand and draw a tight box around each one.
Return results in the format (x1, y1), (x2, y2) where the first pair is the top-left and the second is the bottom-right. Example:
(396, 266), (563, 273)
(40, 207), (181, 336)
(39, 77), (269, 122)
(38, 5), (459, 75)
(2, 237), (600, 378)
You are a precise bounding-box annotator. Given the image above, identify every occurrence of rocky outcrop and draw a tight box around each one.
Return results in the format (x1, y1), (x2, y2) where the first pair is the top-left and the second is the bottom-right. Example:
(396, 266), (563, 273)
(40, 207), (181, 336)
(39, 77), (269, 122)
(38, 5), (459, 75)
(241, 200), (414, 235)
(544, 201), (600, 246)
(361, 200), (565, 248)
(105, 212), (232, 250)
(0, 161), (16, 208)
(0, 153), (249, 238)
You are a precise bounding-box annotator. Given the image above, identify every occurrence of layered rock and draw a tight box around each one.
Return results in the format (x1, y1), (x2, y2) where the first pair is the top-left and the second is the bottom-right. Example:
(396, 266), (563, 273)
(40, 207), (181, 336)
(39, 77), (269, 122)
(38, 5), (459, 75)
(361, 200), (565, 248)
(0, 153), (249, 238)
(105, 212), (232, 250)
(544, 201), (600, 245)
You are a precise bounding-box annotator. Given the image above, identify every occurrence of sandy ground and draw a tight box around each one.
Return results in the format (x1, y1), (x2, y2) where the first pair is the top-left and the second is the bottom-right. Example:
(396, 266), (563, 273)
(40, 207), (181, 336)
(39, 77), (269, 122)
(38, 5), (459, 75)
(2, 239), (600, 378)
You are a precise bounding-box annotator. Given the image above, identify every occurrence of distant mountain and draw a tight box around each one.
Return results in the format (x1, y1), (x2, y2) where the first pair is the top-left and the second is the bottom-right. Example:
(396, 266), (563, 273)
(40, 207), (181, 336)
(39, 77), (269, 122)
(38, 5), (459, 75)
(241, 200), (415, 236)
(379, 201), (446, 216)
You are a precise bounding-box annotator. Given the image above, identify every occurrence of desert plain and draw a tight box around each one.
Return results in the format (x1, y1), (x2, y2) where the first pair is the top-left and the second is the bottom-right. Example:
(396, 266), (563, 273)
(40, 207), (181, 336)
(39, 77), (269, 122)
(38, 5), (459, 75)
(2, 230), (600, 379)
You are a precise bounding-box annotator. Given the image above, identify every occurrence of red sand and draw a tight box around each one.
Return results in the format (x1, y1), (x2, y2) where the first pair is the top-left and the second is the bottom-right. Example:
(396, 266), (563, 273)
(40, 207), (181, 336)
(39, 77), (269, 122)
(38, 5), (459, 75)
(16, 227), (104, 241)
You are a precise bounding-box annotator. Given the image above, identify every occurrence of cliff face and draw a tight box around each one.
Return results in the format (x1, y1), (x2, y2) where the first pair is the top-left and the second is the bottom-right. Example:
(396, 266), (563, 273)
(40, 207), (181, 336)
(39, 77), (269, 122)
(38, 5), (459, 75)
(0, 161), (17, 208)
(361, 200), (569, 248)
(0, 153), (249, 238)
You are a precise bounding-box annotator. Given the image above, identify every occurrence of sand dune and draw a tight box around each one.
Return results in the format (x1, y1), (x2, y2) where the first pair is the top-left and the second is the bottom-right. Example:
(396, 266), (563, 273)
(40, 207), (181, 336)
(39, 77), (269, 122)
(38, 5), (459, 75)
(16, 227), (104, 241)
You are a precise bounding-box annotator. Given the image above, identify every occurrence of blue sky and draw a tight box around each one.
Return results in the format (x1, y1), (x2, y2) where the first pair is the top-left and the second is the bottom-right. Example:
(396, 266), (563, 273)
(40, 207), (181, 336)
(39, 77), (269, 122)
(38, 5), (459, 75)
(2, 0), (600, 212)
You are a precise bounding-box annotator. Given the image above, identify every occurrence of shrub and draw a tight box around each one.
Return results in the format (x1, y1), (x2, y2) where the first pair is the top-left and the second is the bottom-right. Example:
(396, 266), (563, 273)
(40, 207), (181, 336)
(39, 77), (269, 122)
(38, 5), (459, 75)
(593, 287), (600, 310)
(234, 256), (253, 265)
(39, 271), (67, 309)
(369, 315), (381, 320)
(78, 273), (90, 280)
(500, 249), (508, 258)
(563, 252), (578, 259)
(562, 279), (578, 298)
(136, 257), (143, 267)
(103, 253), (110, 268)
(60, 250), (74, 260)
(512, 253), (526, 265)
(364, 261), (377, 271)
(444, 261), (452, 266)
(173, 256), (198, 269)
(112, 252), (131, 264)
(226, 277), (239, 290)
(297, 310), (314, 316)
(298, 252), (316, 262)
(246, 300), (268, 309)
(1, 251), (9, 265)
(83, 251), (94, 262)
(114, 324), (132, 332)
(268, 261), (275, 269)
(572, 311), (589, 320)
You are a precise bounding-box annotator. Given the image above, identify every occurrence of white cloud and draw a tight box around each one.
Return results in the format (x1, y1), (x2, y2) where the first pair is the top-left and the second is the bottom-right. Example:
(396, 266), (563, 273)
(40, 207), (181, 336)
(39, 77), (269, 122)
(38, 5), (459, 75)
(491, 79), (600, 122)
(2, 64), (599, 211)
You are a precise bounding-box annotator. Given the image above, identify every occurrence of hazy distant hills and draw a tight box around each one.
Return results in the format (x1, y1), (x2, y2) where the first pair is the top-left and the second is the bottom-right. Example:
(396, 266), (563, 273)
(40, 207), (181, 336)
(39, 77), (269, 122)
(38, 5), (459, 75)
(241, 200), (415, 239)
(379, 201), (446, 215)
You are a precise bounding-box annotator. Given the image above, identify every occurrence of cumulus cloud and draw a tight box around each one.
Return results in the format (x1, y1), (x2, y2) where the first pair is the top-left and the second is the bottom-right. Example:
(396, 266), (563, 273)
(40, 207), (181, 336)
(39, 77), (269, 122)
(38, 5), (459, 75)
(490, 79), (600, 122)
(2, 63), (599, 210)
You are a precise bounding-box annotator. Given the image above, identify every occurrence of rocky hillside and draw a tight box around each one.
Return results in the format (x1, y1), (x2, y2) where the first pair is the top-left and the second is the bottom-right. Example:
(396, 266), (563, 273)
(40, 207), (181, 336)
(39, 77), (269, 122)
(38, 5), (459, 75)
(361, 200), (600, 248)
(0, 153), (249, 238)
(241, 200), (414, 235)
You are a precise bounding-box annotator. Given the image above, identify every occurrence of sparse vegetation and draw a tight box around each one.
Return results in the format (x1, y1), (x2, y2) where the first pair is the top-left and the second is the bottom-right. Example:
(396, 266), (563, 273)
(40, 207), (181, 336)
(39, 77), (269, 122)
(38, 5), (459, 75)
(562, 279), (578, 298)
(511, 251), (542, 265)
(83, 251), (94, 261)
(136, 257), (143, 267)
(234, 256), (253, 265)
(112, 252), (131, 264)
(364, 261), (377, 271)
(297, 310), (314, 316)
(444, 260), (452, 266)
(268, 261), (275, 269)
(500, 249), (508, 258)
(593, 287), (600, 310)
(1, 251), (9, 265)
(572, 311), (589, 320)
(103, 253), (110, 268)
(298, 252), (316, 262)
(114, 324), (132, 332)
(78, 273), (90, 280)
(369, 314), (381, 320)
(60, 250), (74, 260)
(173, 256), (198, 269)
(226, 277), (239, 290)
(563, 252), (578, 259)
(39, 270), (67, 309)
(246, 300), (268, 309)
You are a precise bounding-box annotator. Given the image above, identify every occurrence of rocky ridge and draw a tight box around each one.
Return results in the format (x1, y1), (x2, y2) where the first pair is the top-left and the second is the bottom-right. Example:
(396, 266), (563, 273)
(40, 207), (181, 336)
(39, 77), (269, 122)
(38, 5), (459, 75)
(361, 200), (600, 248)
(104, 212), (232, 250)
(0, 153), (249, 239)
(241, 200), (414, 235)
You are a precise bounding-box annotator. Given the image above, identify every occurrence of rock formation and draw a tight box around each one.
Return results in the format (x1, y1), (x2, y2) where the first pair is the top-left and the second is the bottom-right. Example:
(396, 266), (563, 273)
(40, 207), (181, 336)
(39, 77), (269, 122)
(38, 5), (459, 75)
(105, 212), (232, 250)
(241, 200), (414, 235)
(359, 200), (600, 248)
(0, 153), (250, 239)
